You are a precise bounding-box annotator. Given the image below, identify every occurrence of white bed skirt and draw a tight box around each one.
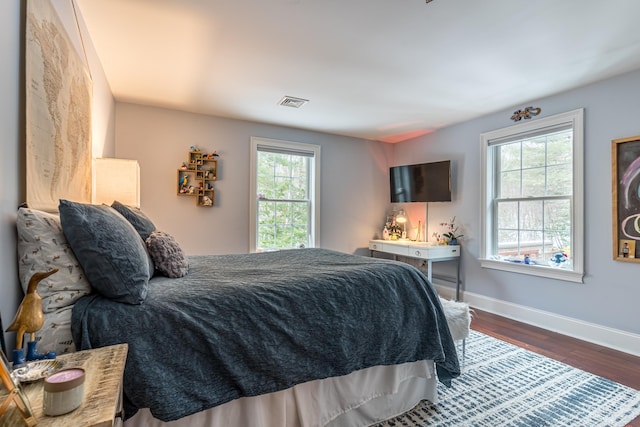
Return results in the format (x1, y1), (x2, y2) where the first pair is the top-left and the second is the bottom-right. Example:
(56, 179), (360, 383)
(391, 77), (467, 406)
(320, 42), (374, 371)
(125, 359), (437, 427)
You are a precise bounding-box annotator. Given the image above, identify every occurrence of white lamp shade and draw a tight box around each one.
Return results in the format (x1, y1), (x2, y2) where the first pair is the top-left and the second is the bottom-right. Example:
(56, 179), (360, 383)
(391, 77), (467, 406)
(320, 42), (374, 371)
(93, 158), (140, 207)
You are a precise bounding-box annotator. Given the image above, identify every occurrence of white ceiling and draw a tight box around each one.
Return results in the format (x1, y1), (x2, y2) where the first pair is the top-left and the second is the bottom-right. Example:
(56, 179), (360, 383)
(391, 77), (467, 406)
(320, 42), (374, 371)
(75, 0), (640, 143)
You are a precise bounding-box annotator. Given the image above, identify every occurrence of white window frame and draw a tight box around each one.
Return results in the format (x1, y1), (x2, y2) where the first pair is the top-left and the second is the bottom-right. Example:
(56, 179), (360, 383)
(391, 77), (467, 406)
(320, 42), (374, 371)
(249, 137), (321, 253)
(479, 109), (584, 283)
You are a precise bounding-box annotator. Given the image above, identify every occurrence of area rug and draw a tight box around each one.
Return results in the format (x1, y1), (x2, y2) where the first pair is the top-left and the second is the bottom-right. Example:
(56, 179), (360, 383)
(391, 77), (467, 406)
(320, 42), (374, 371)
(375, 331), (640, 426)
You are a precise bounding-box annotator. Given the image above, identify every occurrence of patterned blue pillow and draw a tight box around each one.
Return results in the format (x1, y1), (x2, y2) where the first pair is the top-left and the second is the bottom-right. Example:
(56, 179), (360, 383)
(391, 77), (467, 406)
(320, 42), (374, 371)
(16, 207), (91, 313)
(111, 200), (156, 241)
(59, 199), (152, 304)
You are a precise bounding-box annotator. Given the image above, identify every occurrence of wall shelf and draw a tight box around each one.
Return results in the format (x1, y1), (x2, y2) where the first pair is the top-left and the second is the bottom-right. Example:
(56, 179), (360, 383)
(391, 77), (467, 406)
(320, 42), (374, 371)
(177, 150), (218, 207)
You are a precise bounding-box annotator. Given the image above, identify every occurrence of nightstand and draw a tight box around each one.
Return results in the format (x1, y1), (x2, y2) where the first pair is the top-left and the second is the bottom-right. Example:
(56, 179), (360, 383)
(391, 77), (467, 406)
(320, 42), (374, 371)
(19, 344), (128, 427)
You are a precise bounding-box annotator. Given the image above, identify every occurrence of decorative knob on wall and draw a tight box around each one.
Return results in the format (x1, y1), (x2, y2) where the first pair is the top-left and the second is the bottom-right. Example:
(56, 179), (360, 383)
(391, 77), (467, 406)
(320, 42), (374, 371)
(511, 106), (541, 122)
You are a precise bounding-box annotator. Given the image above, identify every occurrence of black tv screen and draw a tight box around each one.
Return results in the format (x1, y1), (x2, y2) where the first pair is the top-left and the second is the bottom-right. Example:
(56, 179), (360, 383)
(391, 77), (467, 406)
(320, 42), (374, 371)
(390, 160), (452, 203)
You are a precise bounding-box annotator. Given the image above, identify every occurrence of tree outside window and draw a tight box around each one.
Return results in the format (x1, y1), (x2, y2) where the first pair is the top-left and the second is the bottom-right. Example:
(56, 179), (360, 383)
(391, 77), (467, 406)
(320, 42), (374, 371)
(480, 109), (584, 283)
(250, 138), (320, 252)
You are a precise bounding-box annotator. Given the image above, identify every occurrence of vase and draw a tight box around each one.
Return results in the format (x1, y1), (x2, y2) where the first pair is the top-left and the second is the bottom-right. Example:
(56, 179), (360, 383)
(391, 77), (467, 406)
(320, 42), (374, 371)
(449, 238), (458, 246)
(382, 227), (389, 240)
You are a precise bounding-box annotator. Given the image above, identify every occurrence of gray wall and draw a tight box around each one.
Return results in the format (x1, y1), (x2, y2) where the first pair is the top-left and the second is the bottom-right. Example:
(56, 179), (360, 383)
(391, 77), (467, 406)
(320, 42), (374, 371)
(0, 0), (23, 355)
(393, 69), (640, 336)
(114, 102), (392, 256)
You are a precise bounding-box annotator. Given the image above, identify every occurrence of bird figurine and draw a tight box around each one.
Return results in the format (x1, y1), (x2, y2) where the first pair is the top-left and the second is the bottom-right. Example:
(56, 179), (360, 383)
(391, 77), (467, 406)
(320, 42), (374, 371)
(6, 268), (58, 350)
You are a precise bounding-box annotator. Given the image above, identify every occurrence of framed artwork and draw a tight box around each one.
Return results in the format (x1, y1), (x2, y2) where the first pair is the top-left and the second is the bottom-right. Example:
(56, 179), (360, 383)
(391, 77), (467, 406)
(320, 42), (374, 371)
(612, 135), (640, 262)
(0, 350), (36, 426)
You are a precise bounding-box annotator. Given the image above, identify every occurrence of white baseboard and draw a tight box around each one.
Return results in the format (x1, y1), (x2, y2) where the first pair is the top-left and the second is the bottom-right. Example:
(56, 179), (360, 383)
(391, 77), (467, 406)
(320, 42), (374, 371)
(435, 285), (640, 358)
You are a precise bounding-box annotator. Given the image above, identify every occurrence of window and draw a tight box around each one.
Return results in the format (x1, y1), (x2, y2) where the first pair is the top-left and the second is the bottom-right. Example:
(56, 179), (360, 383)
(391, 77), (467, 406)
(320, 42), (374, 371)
(249, 137), (320, 252)
(480, 109), (584, 282)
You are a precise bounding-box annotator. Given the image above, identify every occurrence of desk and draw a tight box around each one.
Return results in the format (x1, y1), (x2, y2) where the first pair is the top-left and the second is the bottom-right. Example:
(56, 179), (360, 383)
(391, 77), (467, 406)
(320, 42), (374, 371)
(369, 239), (461, 300)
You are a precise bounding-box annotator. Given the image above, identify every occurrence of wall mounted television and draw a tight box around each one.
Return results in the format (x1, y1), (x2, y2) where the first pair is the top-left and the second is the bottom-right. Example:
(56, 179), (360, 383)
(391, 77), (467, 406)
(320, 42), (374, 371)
(390, 160), (452, 203)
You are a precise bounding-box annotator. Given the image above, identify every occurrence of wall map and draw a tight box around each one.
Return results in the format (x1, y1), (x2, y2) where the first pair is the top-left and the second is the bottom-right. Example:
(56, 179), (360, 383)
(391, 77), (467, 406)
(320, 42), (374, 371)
(26, 0), (92, 212)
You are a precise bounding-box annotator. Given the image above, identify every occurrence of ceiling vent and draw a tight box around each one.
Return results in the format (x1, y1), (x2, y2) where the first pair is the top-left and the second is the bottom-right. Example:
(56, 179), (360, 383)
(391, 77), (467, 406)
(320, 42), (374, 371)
(278, 96), (309, 108)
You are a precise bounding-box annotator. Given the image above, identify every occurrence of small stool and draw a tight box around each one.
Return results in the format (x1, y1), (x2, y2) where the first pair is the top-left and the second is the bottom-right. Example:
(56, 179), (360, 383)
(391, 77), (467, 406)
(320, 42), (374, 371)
(439, 297), (471, 369)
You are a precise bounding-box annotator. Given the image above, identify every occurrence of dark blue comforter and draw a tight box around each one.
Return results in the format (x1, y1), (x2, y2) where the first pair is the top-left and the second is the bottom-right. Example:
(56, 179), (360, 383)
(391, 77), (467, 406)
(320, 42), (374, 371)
(72, 248), (459, 421)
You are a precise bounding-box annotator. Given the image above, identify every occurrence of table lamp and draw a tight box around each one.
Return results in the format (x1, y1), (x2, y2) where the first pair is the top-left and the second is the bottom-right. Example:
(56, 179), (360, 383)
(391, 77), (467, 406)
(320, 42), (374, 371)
(94, 158), (141, 207)
(395, 208), (407, 239)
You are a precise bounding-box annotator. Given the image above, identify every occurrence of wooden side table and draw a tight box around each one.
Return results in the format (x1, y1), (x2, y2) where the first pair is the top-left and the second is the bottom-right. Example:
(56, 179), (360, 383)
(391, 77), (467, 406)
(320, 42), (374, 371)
(16, 344), (127, 427)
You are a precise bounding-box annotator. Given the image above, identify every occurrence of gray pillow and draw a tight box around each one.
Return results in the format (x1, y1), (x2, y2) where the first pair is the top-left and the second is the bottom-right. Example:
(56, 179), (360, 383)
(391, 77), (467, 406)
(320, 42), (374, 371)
(59, 199), (152, 304)
(111, 200), (156, 241)
(146, 231), (189, 278)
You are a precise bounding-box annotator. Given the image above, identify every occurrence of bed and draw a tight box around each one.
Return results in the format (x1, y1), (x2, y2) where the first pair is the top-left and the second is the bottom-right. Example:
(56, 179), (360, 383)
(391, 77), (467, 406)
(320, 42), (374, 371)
(15, 201), (460, 427)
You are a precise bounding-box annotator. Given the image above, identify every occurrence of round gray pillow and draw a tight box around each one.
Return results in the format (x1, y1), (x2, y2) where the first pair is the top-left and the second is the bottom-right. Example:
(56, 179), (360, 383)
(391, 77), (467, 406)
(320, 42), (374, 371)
(146, 231), (189, 278)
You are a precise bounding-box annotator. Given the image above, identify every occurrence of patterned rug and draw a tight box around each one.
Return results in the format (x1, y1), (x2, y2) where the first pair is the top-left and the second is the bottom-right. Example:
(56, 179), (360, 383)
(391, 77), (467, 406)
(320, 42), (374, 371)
(375, 331), (640, 426)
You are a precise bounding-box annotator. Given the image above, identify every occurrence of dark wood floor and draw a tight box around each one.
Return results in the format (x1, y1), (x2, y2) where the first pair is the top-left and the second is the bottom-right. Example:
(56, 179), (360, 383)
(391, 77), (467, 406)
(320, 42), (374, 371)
(470, 309), (640, 427)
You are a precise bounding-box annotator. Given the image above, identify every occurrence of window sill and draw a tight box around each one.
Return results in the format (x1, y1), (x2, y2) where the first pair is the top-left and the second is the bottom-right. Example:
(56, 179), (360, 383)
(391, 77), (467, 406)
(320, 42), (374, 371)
(479, 258), (584, 283)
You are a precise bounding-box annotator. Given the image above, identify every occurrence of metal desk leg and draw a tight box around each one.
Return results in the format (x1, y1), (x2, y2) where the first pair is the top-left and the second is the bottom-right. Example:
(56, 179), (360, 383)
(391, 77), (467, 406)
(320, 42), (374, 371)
(427, 259), (433, 283)
(455, 256), (461, 301)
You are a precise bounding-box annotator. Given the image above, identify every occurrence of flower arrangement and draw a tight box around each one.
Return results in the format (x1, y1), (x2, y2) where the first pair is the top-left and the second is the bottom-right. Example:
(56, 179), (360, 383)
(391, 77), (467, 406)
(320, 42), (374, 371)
(440, 216), (464, 243)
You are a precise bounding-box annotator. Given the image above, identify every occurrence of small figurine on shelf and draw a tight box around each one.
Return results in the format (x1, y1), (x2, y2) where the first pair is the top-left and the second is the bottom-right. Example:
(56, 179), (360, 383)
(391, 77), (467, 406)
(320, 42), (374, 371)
(179, 174), (189, 193)
(180, 162), (188, 170)
(190, 145), (198, 152)
(202, 195), (213, 206)
(188, 186), (195, 195)
(432, 232), (446, 245)
(550, 252), (568, 267)
(205, 151), (219, 159)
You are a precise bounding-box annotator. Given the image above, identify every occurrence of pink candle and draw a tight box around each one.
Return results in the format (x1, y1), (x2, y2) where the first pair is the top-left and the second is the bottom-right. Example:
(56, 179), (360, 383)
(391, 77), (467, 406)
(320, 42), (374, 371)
(43, 368), (85, 416)
(46, 369), (84, 384)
